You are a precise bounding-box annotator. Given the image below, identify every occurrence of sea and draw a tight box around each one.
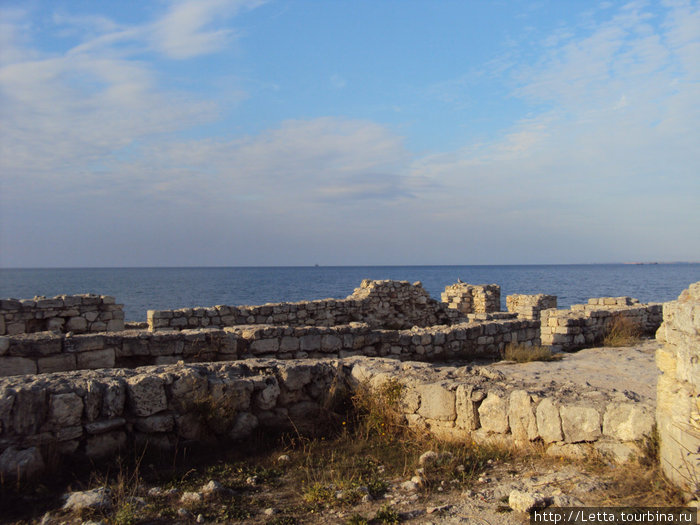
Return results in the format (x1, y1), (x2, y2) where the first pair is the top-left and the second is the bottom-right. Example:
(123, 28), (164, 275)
(0, 264), (698, 322)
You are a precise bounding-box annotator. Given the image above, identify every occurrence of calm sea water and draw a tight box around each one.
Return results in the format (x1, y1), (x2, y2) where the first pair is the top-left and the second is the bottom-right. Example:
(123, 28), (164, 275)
(0, 265), (698, 322)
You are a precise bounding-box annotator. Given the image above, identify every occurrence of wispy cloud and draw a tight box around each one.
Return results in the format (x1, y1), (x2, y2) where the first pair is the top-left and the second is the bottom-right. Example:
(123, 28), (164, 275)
(0, 1), (698, 266)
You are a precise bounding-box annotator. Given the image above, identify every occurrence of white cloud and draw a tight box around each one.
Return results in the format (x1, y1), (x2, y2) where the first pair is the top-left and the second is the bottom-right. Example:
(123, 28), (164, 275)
(1, 1), (698, 267)
(151, 0), (266, 59)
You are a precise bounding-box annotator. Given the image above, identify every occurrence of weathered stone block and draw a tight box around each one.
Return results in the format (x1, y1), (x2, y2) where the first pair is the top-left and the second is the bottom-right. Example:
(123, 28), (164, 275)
(455, 384), (479, 430)
(560, 405), (601, 443)
(250, 338), (279, 354)
(37, 354), (76, 374)
(66, 317), (88, 332)
(508, 390), (538, 441)
(76, 348), (115, 369)
(603, 403), (654, 441)
(126, 375), (167, 416)
(417, 383), (456, 421)
(0, 356), (37, 376)
(135, 414), (175, 433)
(478, 393), (509, 434)
(536, 398), (563, 443)
(48, 393), (83, 427)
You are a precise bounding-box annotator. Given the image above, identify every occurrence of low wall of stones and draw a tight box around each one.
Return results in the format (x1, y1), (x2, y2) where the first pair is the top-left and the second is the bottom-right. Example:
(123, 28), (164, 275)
(349, 357), (655, 462)
(506, 294), (557, 321)
(540, 300), (663, 351)
(0, 318), (541, 377)
(441, 283), (500, 314)
(655, 282), (700, 498)
(148, 280), (464, 332)
(0, 295), (125, 336)
(0, 355), (655, 478)
(0, 359), (345, 471)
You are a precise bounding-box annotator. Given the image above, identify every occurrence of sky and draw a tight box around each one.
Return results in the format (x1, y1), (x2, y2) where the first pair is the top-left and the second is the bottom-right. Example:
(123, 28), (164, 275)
(0, 0), (698, 267)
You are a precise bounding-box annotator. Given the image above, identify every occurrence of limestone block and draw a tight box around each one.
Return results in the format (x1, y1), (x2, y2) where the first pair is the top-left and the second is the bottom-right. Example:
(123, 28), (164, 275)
(66, 334), (104, 352)
(48, 393), (83, 427)
(254, 376), (281, 410)
(77, 348), (115, 369)
(208, 379), (254, 413)
(37, 354), (76, 374)
(455, 384), (480, 430)
(0, 336), (7, 356)
(546, 442), (591, 460)
(560, 405), (601, 443)
(595, 441), (641, 463)
(280, 336), (299, 352)
(0, 316), (5, 336)
(250, 338), (279, 354)
(536, 398), (563, 443)
(478, 393), (509, 434)
(300, 334), (321, 352)
(135, 414), (175, 433)
(66, 317), (88, 332)
(508, 390), (538, 441)
(603, 403), (654, 441)
(91, 321), (107, 331)
(85, 431), (127, 458)
(106, 319), (125, 331)
(508, 490), (549, 512)
(46, 317), (65, 331)
(6, 322), (26, 335)
(0, 356), (37, 376)
(321, 334), (342, 351)
(126, 375), (167, 417)
(85, 418), (126, 434)
(229, 412), (259, 439)
(170, 369), (208, 411)
(278, 365), (312, 391)
(417, 383), (456, 421)
(103, 379), (126, 417)
(0, 446), (45, 480)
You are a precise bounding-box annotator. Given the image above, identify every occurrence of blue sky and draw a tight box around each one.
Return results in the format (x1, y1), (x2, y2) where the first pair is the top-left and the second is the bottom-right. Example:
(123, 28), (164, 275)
(1, 0), (698, 267)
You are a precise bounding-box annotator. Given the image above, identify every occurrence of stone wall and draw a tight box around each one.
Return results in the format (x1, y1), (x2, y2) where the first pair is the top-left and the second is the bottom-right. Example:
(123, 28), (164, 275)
(0, 295), (125, 336)
(506, 294), (557, 321)
(350, 357), (655, 461)
(0, 355), (655, 478)
(0, 318), (541, 377)
(655, 282), (700, 498)
(441, 283), (500, 314)
(0, 359), (345, 467)
(540, 300), (663, 351)
(148, 280), (464, 332)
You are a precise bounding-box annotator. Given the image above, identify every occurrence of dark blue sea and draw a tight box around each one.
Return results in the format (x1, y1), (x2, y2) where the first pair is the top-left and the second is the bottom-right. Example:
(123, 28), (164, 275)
(0, 265), (698, 322)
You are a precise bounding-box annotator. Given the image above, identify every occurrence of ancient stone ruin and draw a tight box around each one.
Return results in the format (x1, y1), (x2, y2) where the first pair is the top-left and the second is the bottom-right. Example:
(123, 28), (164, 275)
(0, 278), (691, 499)
(655, 282), (700, 499)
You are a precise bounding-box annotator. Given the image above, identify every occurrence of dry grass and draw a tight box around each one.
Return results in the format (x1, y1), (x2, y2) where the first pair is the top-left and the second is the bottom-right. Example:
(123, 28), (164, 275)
(502, 343), (562, 363)
(603, 315), (642, 347)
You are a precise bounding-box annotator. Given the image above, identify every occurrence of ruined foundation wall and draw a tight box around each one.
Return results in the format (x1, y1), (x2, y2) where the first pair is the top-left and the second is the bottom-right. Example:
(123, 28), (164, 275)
(0, 318), (541, 377)
(0, 295), (125, 336)
(441, 283), (500, 314)
(540, 301), (663, 351)
(148, 280), (464, 332)
(0, 356), (655, 477)
(655, 282), (700, 498)
(506, 294), (557, 321)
